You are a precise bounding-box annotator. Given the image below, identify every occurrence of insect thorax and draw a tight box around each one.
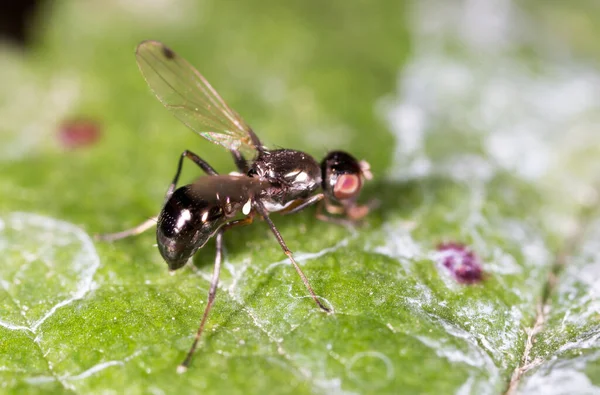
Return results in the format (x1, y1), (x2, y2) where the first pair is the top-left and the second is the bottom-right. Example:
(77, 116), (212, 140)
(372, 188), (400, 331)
(250, 149), (322, 206)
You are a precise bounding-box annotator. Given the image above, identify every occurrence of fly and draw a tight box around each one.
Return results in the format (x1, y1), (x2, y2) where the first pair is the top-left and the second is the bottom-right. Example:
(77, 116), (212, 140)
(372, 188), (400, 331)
(98, 40), (374, 373)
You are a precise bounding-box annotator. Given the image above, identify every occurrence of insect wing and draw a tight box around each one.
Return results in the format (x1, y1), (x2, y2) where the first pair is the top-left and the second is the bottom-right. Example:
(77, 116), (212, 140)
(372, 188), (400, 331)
(136, 40), (258, 154)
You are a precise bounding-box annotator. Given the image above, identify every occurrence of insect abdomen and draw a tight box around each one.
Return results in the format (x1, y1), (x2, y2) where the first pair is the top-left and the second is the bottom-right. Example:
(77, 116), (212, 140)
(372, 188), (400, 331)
(157, 186), (225, 271)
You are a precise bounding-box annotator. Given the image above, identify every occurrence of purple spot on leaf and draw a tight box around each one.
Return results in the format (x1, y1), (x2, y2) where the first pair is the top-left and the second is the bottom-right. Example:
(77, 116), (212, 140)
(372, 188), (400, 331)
(436, 242), (483, 284)
(58, 119), (101, 149)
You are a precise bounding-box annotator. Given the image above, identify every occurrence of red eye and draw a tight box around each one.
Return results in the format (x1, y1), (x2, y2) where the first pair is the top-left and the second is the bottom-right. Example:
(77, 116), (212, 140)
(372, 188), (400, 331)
(333, 174), (361, 200)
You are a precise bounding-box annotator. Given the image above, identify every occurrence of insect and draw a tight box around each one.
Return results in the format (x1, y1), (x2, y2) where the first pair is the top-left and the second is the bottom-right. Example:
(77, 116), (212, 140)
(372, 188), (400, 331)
(99, 40), (374, 373)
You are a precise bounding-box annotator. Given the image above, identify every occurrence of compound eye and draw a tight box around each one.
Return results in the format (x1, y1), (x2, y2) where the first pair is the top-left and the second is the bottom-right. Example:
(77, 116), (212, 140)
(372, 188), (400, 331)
(333, 173), (362, 200)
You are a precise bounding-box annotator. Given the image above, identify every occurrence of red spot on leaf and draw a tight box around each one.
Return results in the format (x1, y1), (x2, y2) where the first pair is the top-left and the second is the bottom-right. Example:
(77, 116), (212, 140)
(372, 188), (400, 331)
(436, 242), (483, 284)
(58, 119), (101, 149)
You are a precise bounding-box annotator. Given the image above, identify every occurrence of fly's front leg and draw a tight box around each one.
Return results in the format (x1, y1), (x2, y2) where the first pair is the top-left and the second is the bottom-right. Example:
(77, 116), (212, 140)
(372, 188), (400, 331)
(339, 198), (380, 221)
(278, 194), (324, 216)
(316, 198), (380, 226)
(315, 202), (355, 228)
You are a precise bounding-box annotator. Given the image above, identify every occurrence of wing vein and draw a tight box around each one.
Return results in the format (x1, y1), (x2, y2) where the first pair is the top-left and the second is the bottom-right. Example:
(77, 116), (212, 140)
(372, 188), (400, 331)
(135, 40), (258, 154)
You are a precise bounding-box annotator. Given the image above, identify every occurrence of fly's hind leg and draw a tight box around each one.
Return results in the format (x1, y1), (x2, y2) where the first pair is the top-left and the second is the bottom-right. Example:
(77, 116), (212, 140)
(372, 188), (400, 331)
(177, 230), (224, 374)
(178, 216), (254, 373)
(165, 150), (219, 202)
(95, 216), (158, 242)
(96, 150), (219, 242)
(230, 150), (249, 174)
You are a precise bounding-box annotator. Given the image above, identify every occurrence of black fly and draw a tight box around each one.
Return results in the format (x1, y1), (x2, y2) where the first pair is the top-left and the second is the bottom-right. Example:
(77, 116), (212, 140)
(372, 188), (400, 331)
(98, 40), (373, 373)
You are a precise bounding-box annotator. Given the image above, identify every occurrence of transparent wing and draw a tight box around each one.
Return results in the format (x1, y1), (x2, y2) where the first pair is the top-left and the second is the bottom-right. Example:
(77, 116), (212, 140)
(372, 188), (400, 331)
(136, 40), (260, 154)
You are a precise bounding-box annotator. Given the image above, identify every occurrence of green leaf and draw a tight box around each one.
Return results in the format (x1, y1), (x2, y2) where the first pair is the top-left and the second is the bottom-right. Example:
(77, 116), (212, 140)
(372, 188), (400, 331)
(1, 0), (600, 394)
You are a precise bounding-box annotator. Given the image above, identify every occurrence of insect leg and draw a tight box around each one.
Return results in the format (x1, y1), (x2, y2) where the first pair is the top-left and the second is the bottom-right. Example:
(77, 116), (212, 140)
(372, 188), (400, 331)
(338, 198), (381, 221)
(177, 230), (224, 373)
(317, 198), (380, 225)
(95, 216), (158, 241)
(314, 202), (354, 228)
(230, 150), (249, 174)
(97, 151), (219, 242)
(253, 202), (331, 313)
(165, 150), (219, 202)
(178, 216), (254, 372)
(247, 127), (264, 152)
(278, 194), (324, 216)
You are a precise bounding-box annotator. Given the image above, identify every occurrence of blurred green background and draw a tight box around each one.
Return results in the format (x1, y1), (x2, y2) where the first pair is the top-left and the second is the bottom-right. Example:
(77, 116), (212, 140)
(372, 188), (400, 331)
(1, 0), (600, 394)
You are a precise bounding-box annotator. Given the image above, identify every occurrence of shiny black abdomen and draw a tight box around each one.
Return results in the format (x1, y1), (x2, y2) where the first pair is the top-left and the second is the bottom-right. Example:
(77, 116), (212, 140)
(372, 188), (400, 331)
(157, 185), (225, 271)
